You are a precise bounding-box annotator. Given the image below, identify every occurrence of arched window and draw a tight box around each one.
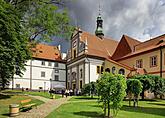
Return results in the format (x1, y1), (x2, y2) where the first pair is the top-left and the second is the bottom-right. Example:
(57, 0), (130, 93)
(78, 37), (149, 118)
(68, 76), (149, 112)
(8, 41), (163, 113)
(119, 69), (125, 75)
(105, 68), (110, 73)
(112, 67), (116, 74)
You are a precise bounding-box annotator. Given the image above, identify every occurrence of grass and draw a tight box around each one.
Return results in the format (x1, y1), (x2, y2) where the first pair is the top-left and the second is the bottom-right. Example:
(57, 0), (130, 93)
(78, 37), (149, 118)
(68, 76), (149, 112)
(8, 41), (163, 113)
(2, 89), (61, 99)
(46, 96), (165, 118)
(0, 93), (44, 118)
(69, 96), (98, 101)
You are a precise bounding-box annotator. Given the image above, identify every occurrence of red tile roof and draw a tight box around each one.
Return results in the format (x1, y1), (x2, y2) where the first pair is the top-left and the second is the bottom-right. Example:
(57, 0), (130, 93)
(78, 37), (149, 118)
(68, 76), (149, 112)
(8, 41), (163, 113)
(112, 35), (141, 60)
(32, 44), (62, 61)
(80, 31), (118, 58)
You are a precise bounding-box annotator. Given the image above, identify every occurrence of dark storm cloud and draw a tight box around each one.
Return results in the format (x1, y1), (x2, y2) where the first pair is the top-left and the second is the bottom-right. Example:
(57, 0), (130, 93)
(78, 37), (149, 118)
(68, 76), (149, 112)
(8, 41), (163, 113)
(51, 0), (165, 52)
(65, 0), (165, 41)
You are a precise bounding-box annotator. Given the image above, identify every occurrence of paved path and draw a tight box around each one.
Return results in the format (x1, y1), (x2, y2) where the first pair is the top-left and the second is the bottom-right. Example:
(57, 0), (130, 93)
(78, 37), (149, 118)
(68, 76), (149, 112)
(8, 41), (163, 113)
(26, 95), (51, 103)
(15, 97), (71, 118)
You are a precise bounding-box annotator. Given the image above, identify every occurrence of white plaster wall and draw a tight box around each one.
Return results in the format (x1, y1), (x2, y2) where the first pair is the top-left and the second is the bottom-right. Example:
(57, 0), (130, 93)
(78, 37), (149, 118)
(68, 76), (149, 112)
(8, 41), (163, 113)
(32, 80), (50, 90)
(90, 59), (103, 82)
(85, 63), (89, 84)
(9, 79), (30, 89)
(9, 59), (66, 90)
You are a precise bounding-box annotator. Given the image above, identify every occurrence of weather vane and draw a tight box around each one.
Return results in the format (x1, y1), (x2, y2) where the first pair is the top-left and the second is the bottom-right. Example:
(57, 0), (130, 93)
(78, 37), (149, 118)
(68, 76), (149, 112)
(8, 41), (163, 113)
(99, 0), (101, 16)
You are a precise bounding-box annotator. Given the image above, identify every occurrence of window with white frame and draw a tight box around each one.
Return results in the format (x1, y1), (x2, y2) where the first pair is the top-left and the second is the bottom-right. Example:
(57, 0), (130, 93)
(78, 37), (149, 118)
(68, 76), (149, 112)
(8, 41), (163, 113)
(41, 71), (45, 77)
(136, 59), (143, 68)
(54, 62), (59, 67)
(150, 56), (157, 67)
(41, 61), (45, 65)
(54, 75), (59, 81)
(48, 62), (52, 66)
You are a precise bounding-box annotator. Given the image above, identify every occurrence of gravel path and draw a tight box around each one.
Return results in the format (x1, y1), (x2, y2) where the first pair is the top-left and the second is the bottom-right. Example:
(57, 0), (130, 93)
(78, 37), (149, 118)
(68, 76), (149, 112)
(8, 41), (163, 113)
(15, 97), (71, 118)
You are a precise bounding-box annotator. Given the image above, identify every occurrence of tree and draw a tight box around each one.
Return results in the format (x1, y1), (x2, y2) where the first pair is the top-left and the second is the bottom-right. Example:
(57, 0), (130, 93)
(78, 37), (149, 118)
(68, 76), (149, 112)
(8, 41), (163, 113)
(132, 75), (152, 100)
(126, 79), (142, 107)
(97, 72), (126, 118)
(5, 0), (73, 42)
(0, 0), (31, 89)
(81, 82), (97, 98)
(149, 75), (165, 98)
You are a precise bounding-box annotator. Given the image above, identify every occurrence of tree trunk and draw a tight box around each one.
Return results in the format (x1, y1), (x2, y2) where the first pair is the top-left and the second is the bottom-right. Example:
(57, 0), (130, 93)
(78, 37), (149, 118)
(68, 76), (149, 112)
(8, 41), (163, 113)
(129, 98), (131, 106)
(104, 102), (106, 117)
(108, 100), (110, 118)
(142, 90), (144, 100)
(133, 96), (136, 107)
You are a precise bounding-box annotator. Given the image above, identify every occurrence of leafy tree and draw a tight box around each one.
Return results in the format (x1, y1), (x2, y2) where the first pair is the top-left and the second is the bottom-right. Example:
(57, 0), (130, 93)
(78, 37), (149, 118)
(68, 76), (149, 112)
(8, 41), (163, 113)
(5, 0), (73, 41)
(0, 0), (31, 89)
(97, 72), (126, 118)
(126, 79), (142, 107)
(132, 75), (152, 100)
(149, 75), (165, 98)
(81, 82), (97, 98)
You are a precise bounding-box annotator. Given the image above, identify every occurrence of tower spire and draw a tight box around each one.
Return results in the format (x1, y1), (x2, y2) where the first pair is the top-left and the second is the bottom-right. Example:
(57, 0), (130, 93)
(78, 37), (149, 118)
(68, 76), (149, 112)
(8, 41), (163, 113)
(95, 2), (104, 39)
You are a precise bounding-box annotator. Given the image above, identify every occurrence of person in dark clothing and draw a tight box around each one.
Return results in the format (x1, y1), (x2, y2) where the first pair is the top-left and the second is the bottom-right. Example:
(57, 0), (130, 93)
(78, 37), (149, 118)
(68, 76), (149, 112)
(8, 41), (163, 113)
(62, 89), (65, 98)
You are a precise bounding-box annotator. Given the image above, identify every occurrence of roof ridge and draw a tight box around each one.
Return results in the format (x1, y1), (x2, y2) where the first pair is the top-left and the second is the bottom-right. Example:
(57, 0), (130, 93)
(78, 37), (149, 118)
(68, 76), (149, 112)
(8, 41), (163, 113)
(123, 34), (141, 44)
(135, 34), (165, 47)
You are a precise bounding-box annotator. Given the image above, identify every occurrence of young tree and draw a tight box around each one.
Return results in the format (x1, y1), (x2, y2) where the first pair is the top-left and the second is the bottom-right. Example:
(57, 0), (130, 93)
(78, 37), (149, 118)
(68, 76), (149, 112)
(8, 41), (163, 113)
(126, 79), (142, 107)
(81, 82), (97, 98)
(97, 73), (127, 118)
(132, 75), (152, 100)
(150, 75), (165, 98)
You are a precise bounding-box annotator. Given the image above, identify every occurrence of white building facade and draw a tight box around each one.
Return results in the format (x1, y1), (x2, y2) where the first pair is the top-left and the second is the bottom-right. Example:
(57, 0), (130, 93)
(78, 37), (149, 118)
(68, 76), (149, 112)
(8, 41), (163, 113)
(9, 44), (66, 91)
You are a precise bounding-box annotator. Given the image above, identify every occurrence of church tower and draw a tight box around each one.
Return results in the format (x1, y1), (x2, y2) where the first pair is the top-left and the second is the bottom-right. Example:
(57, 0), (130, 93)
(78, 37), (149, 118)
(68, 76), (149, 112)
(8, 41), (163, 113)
(95, 4), (104, 39)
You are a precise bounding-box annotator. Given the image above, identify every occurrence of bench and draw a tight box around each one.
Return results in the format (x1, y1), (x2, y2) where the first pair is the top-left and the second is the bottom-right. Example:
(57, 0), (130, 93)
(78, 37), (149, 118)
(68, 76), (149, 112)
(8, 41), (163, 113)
(20, 99), (36, 111)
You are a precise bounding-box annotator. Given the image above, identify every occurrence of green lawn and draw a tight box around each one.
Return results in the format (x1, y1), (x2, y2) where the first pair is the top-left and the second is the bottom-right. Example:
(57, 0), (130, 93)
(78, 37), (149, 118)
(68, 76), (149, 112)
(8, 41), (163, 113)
(0, 93), (44, 118)
(46, 97), (165, 118)
(2, 89), (61, 99)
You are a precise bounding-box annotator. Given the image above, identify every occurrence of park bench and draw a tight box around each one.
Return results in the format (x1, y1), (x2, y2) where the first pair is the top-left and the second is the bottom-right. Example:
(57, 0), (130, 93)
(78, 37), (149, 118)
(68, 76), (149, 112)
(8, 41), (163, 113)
(20, 99), (36, 111)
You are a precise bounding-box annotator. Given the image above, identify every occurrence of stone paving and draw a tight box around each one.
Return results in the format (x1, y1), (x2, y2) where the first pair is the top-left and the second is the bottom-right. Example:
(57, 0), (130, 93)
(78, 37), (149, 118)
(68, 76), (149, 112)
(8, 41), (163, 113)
(14, 96), (71, 118)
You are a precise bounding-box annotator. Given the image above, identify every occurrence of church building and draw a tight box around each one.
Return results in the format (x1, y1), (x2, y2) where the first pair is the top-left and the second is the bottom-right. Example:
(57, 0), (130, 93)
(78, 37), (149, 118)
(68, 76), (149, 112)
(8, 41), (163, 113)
(66, 8), (165, 91)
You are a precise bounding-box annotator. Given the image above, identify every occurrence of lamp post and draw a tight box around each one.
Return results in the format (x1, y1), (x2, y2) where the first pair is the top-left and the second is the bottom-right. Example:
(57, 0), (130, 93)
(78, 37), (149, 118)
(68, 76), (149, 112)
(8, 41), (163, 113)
(44, 82), (46, 92)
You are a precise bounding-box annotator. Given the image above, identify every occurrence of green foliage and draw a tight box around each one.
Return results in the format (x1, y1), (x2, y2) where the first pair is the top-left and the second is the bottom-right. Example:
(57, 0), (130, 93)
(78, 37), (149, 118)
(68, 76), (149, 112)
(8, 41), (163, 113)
(97, 72), (127, 117)
(149, 75), (165, 98)
(126, 79), (142, 107)
(0, 0), (31, 89)
(5, 0), (74, 42)
(81, 82), (97, 97)
(132, 75), (152, 99)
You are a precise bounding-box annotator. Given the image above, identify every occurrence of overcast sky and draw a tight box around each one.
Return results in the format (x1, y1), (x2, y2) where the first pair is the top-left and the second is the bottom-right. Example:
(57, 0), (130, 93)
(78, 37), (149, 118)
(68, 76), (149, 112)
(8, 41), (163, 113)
(51, 0), (165, 52)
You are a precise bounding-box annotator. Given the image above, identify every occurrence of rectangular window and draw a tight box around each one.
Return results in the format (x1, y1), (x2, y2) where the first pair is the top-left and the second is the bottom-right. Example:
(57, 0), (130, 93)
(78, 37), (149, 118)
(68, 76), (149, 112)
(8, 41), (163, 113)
(80, 80), (82, 89)
(80, 69), (83, 78)
(16, 84), (20, 88)
(96, 66), (100, 74)
(41, 71), (45, 77)
(73, 50), (76, 58)
(150, 56), (157, 67)
(136, 59), (143, 68)
(55, 69), (59, 73)
(101, 66), (104, 74)
(54, 62), (59, 67)
(54, 75), (59, 81)
(41, 61), (45, 65)
(48, 62), (52, 66)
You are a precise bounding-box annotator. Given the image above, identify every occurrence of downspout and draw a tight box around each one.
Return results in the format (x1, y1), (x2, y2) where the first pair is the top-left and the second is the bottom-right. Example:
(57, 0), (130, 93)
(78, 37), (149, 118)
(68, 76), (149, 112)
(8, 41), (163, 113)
(66, 63), (68, 89)
(30, 60), (32, 90)
(160, 46), (163, 78)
